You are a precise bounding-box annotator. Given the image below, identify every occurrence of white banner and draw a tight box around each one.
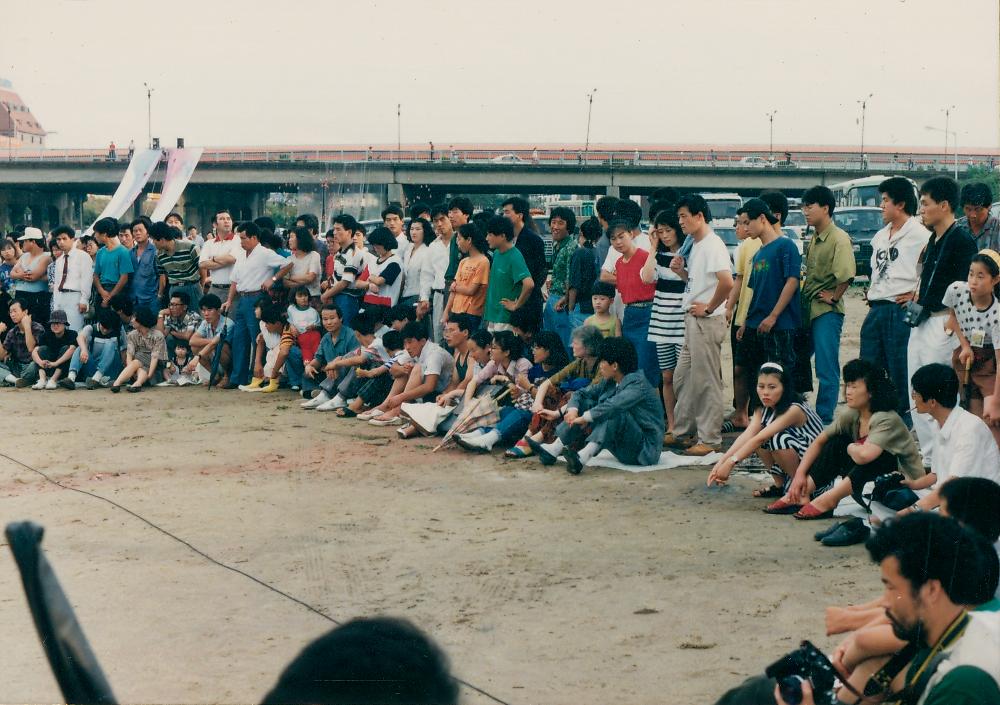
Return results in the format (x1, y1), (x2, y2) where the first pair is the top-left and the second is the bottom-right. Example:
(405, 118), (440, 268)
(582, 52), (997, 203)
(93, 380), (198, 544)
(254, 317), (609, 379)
(150, 147), (204, 222)
(84, 148), (162, 234)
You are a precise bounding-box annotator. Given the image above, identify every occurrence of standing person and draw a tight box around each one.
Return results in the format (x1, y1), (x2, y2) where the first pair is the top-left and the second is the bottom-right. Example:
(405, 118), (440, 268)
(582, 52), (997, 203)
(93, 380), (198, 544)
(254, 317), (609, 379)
(593, 195), (619, 267)
(11, 227), (53, 325)
(641, 208), (687, 437)
(739, 198), (802, 395)
(151, 221), (203, 307)
(442, 223), (490, 330)
(800, 185), (856, 423)
(669, 194), (734, 456)
(442, 197), (473, 310)
(359, 227), (404, 317)
(609, 221), (658, 387)
(221, 222), (293, 388)
(198, 209), (244, 305)
(92, 218), (134, 313)
(957, 182), (999, 251)
(724, 207), (761, 430)
(907, 176), (976, 467)
(381, 204), (409, 260)
(319, 215), (365, 328)
(566, 216), (601, 332)
(482, 216), (534, 332)
(129, 218), (159, 310)
(543, 206), (578, 351)
(501, 197), (546, 321)
(0, 238), (18, 296)
(427, 204), (455, 344)
(282, 226), (323, 307)
(118, 221), (135, 250)
(860, 177), (930, 421)
(398, 218), (436, 327)
(51, 226), (93, 331)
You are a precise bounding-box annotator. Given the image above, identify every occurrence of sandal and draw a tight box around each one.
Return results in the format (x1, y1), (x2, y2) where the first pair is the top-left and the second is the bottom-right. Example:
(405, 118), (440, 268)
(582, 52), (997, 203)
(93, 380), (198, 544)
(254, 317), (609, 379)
(753, 484), (784, 499)
(504, 442), (533, 459)
(763, 498), (802, 515)
(794, 503), (834, 520)
(335, 407), (358, 418)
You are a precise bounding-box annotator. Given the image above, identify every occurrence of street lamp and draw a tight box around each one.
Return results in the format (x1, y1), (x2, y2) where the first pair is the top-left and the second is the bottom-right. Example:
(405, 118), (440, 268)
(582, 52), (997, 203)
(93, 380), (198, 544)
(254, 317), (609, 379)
(584, 88), (597, 159)
(924, 125), (958, 180)
(857, 93), (874, 169)
(396, 103), (401, 159)
(766, 110), (778, 161)
(143, 82), (154, 149)
(942, 105), (956, 155)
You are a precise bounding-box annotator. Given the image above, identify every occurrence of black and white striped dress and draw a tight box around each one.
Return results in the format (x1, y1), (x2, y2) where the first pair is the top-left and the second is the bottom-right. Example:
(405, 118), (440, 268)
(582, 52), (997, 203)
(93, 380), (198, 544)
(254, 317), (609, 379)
(647, 250), (686, 369)
(760, 401), (826, 457)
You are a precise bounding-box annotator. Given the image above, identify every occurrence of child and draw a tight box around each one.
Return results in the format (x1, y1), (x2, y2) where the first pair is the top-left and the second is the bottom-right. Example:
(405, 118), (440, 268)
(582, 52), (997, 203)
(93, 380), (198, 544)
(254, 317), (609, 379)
(482, 216), (534, 331)
(287, 285), (322, 362)
(159, 340), (197, 386)
(584, 281), (621, 338)
(944, 249), (1000, 447)
(111, 306), (166, 393)
(706, 362), (826, 495)
(30, 308), (77, 390)
(240, 304), (295, 393)
(443, 223), (490, 330)
(346, 329), (405, 417)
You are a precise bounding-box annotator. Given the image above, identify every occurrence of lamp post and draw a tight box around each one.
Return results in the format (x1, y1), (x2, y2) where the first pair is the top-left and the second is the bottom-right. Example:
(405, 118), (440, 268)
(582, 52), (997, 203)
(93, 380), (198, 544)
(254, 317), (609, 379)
(924, 125), (958, 180)
(943, 105), (956, 156)
(143, 82), (154, 149)
(766, 110), (778, 161)
(857, 93), (873, 169)
(584, 88), (597, 160)
(396, 103), (401, 160)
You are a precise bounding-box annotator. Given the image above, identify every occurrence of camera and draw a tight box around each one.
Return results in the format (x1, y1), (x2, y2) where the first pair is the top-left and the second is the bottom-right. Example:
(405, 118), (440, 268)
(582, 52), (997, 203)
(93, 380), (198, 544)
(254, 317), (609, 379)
(764, 641), (839, 705)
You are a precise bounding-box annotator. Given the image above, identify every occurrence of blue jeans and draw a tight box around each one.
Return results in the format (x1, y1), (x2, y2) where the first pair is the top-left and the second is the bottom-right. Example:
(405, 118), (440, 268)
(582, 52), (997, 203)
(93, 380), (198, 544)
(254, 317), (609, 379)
(485, 406), (534, 446)
(334, 293), (360, 329)
(230, 295), (260, 385)
(70, 337), (121, 379)
(810, 312), (844, 423)
(543, 295), (572, 352)
(859, 303), (911, 423)
(622, 305), (659, 388)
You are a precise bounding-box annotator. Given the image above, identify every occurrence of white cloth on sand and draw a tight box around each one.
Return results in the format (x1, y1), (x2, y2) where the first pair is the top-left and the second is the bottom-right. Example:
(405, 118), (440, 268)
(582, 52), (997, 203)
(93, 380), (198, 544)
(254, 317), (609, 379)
(558, 450), (723, 473)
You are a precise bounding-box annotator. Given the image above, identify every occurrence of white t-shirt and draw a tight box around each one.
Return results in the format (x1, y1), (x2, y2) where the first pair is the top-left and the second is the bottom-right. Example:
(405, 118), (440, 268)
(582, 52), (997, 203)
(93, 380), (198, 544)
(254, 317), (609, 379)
(942, 281), (1000, 348)
(289, 250), (323, 297)
(932, 406), (1000, 486)
(259, 321), (283, 351)
(199, 235), (246, 286)
(416, 340), (454, 392)
(682, 230), (731, 316)
(286, 304), (320, 333)
(866, 217), (931, 302)
(232, 245), (289, 293)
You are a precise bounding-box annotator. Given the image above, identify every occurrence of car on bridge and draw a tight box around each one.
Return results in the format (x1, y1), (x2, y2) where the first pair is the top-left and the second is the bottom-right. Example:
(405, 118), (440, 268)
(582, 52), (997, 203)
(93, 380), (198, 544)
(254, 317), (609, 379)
(490, 153), (529, 164)
(739, 156), (775, 168)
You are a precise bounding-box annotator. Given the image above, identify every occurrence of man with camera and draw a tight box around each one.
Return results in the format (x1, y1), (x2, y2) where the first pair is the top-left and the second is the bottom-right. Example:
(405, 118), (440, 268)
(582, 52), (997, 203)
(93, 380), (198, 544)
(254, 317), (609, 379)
(906, 177), (976, 470)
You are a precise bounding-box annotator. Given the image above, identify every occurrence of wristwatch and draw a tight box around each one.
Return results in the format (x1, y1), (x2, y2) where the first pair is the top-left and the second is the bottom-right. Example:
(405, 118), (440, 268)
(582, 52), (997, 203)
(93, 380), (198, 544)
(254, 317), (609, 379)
(728, 455), (740, 464)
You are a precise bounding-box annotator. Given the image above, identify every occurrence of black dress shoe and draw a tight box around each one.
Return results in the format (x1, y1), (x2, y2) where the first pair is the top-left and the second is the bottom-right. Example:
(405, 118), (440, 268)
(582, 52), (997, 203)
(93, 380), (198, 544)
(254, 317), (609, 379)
(563, 448), (583, 475)
(221, 382), (240, 390)
(821, 518), (870, 547)
(815, 518), (857, 542)
(525, 437), (557, 466)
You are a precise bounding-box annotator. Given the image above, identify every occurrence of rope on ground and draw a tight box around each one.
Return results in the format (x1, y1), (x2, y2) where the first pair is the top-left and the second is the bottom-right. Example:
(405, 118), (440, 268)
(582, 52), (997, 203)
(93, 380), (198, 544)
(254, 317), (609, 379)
(0, 451), (512, 705)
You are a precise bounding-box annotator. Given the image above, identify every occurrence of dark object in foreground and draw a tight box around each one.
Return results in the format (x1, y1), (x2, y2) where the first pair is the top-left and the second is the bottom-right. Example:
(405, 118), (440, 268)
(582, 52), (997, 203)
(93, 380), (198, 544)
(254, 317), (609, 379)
(764, 640), (839, 705)
(5, 521), (117, 704)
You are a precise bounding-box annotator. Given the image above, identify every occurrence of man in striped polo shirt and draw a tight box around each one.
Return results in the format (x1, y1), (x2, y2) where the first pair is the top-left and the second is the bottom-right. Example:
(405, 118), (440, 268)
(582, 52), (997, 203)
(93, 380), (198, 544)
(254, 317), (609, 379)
(150, 221), (204, 311)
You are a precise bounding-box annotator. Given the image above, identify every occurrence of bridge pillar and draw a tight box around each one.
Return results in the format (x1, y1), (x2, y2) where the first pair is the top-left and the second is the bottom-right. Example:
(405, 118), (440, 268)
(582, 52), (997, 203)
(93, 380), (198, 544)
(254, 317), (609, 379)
(605, 185), (620, 198)
(387, 182), (405, 206)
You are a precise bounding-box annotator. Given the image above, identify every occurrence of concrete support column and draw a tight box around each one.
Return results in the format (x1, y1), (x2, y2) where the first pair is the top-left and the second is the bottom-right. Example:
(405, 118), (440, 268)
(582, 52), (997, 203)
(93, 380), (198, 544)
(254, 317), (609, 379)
(605, 185), (620, 198)
(387, 182), (405, 206)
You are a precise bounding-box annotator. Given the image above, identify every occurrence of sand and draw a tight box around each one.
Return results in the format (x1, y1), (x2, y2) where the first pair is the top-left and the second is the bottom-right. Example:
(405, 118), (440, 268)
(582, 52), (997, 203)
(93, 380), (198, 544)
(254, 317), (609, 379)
(0, 291), (875, 705)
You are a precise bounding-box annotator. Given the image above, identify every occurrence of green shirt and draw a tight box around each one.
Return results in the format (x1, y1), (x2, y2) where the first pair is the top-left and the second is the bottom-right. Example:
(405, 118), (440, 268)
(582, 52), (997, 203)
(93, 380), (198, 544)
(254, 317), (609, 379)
(444, 235), (463, 282)
(802, 222), (855, 321)
(921, 665), (1000, 705)
(549, 237), (577, 297)
(484, 247), (531, 324)
(825, 407), (925, 480)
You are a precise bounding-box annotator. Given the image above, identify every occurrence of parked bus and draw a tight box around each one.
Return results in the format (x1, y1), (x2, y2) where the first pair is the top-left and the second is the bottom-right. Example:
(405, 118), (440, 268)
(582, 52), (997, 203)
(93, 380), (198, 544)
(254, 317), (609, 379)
(829, 175), (918, 208)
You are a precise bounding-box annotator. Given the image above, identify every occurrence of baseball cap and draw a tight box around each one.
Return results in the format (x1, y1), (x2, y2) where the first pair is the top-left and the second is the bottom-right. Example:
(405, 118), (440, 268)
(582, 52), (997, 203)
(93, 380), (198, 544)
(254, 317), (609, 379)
(739, 198), (778, 224)
(17, 227), (44, 242)
(49, 309), (68, 324)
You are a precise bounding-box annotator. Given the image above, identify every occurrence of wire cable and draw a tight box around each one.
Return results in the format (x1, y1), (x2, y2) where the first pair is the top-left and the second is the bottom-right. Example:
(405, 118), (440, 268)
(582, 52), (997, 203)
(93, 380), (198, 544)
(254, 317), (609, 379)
(0, 451), (512, 705)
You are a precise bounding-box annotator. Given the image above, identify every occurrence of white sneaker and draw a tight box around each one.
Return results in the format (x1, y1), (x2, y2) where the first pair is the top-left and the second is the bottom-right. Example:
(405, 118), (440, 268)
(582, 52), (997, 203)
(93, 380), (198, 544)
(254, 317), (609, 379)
(301, 391), (330, 409)
(31, 379), (46, 390)
(4, 374), (16, 384)
(315, 397), (347, 412)
(44, 379), (58, 390)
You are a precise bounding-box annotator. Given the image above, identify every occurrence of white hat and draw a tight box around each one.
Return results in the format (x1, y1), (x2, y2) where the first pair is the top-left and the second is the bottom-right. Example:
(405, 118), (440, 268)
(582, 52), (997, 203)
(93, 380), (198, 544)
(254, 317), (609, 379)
(17, 227), (43, 242)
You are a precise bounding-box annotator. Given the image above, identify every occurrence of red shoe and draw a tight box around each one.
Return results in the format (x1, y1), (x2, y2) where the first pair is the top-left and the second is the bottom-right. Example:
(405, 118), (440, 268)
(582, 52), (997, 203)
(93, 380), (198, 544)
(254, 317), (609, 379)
(794, 503), (834, 520)
(763, 498), (802, 515)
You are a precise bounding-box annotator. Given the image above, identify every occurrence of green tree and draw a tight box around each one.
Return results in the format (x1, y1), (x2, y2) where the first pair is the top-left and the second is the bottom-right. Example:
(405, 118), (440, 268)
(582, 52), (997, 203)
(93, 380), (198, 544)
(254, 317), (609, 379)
(959, 166), (1000, 203)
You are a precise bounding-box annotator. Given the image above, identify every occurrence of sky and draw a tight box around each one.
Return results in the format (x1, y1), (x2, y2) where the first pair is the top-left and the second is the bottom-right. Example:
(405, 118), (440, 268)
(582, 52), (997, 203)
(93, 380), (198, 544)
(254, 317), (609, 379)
(2, 0), (998, 150)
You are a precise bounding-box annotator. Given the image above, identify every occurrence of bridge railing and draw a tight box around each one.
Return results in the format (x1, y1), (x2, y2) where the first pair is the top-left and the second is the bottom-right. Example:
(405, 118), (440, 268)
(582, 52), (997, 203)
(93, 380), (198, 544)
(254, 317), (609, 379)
(0, 146), (991, 173)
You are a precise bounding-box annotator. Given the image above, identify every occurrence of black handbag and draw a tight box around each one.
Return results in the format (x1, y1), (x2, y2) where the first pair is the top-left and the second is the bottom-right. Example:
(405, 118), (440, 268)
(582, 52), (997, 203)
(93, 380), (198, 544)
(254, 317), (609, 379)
(870, 472), (919, 511)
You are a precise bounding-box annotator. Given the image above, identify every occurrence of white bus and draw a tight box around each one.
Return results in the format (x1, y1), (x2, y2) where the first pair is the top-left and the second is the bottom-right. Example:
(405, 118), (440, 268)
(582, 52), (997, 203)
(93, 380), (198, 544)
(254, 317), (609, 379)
(829, 176), (919, 208)
(698, 192), (743, 226)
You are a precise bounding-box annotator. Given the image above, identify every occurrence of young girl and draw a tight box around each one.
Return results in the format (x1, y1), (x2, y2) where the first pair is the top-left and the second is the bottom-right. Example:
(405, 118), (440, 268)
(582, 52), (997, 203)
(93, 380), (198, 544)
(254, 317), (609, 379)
(584, 281), (621, 338)
(161, 341), (197, 386)
(287, 285), (322, 364)
(111, 306), (167, 393)
(0, 239), (17, 296)
(641, 209), (687, 437)
(444, 223), (490, 329)
(707, 362), (826, 494)
(944, 249), (1000, 447)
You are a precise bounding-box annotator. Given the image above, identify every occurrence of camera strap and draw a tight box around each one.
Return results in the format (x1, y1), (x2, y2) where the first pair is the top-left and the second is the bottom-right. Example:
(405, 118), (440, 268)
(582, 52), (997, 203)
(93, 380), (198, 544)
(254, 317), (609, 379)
(915, 223), (956, 304)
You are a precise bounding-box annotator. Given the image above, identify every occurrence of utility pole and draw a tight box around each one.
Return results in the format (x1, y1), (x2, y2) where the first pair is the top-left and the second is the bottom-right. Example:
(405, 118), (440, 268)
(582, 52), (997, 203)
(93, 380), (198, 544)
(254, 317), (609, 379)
(584, 89), (597, 159)
(943, 105), (956, 158)
(143, 82), (154, 149)
(857, 93), (873, 169)
(396, 103), (401, 160)
(766, 110), (778, 160)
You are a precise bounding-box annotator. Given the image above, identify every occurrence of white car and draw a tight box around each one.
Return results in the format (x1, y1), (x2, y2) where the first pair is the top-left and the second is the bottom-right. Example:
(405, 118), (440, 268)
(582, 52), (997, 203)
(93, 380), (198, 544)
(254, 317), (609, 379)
(490, 153), (528, 164)
(739, 156), (775, 168)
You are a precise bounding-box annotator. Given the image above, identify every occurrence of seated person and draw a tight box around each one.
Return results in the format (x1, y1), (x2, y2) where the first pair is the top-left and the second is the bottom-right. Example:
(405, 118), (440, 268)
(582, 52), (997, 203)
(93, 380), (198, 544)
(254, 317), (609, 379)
(159, 341), (197, 386)
(706, 362), (825, 495)
(185, 294), (234, 386)
(67, 307), (123, 389)
(336, 328), (405, 417)
(290, 303), (356, 407)
(509, 305), (541, 348)
(528, 337), (665, 474)
(431, 327), (494, 436)
(455, 330), (567, 452)
(156, 290), (202, 360)
(901, 363), (1000, 514)
(302, 310), (384, 411)
(29, 308), (78, 390)
(111, 306), (166, 393)
(240, 303), (293, 394)
(764, 359), (925, 520)
(361, 321), (454, 426)
(0, 299), (45, 387)
(507, 324), (603, 459)
(286, 285), (322, 364)
(385, 302), (416, 331)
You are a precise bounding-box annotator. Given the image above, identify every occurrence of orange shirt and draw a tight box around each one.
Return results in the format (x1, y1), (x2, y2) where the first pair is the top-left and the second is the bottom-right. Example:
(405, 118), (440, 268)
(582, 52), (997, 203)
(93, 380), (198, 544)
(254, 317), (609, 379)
(452, 254), (490, 316)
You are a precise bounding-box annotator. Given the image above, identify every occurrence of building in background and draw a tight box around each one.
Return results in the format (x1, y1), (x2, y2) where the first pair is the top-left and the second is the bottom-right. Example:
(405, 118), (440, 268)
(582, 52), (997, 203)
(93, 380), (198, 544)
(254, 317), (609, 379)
(0, 79), (47, 148)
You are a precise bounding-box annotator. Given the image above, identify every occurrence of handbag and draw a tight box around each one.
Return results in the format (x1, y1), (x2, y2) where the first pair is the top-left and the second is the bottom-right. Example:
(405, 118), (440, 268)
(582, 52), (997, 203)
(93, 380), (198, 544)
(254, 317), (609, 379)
(869, 472), (919, 511)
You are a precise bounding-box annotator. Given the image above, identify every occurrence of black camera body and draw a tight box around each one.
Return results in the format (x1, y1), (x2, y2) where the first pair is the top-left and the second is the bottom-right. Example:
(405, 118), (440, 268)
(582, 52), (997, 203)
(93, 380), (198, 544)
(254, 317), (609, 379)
(765, 641), (839, 705)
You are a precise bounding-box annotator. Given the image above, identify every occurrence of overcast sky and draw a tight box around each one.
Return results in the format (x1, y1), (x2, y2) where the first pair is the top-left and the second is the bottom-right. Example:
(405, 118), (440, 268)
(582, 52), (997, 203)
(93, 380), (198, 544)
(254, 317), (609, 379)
(3, 0), (998, 150)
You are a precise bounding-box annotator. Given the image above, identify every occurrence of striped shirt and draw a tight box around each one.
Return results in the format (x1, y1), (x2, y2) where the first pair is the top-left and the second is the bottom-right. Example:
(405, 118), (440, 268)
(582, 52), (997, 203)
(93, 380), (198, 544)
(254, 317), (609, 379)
(155, 241), (201, 285)
(761, 401), (825, 453)
(648, 250), (686, 345)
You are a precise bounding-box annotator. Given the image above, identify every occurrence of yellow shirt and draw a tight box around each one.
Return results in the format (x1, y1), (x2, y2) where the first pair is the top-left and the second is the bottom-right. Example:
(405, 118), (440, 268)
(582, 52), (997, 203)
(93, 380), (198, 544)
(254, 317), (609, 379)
(733, 237), (762, 326)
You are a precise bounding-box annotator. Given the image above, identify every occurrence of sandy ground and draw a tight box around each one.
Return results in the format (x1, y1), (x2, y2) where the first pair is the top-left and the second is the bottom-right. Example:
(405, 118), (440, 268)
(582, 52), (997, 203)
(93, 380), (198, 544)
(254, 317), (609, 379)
(0, 290), (875, 705)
